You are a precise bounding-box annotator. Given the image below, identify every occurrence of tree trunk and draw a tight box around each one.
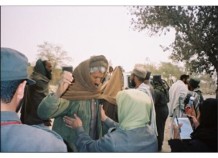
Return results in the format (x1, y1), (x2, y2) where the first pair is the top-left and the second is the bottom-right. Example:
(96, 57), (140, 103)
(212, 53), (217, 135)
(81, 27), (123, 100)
(216, 68), (218, 99)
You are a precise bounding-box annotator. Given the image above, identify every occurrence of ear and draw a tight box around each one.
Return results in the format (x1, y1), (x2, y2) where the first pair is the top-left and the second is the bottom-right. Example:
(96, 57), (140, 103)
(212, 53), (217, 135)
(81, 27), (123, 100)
(13, 81), (27, 105)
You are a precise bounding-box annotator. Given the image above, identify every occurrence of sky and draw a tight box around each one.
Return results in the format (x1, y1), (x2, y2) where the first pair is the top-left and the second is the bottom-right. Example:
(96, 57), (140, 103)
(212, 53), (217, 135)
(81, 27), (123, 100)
(1, 6), (178, 72)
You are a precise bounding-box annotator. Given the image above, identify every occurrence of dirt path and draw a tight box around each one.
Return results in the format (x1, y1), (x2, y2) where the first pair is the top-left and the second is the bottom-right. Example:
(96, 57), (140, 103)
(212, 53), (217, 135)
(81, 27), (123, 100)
(161, 117), (171, 152)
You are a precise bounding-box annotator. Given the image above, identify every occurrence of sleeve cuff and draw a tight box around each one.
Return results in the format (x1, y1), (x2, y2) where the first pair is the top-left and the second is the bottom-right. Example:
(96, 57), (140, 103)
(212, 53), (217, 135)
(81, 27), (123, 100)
(75, 126), (85, 135)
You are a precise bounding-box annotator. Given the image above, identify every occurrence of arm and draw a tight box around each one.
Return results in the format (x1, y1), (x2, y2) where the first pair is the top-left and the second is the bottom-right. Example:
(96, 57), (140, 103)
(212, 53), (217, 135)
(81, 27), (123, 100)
(37, 71), (73, 119)
(63, 114), (114, 152)
(37, 93), (71, 119)
(100, 105), (118, 129)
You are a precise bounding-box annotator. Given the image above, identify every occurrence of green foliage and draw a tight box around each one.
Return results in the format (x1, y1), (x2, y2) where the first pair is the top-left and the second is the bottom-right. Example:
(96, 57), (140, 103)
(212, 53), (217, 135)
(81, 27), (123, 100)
(130, 6), (218, 78)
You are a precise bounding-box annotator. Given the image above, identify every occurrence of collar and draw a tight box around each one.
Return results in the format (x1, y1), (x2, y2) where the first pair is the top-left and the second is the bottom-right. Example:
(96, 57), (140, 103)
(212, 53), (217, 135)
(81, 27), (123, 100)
(1, 111), (22, 125)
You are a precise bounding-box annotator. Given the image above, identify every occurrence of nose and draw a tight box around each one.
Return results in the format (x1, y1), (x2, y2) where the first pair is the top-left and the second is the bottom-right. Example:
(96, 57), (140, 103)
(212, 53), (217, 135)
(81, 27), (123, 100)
(95, 78), (101, 85)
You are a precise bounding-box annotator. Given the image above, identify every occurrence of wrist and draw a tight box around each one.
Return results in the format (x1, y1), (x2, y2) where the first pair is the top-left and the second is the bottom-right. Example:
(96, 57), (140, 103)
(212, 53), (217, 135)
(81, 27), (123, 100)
(101, 116), (108, 122)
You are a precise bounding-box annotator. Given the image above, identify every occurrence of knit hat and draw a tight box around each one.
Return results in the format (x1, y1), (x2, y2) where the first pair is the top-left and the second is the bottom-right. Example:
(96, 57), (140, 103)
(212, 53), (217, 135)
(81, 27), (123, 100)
(132, 64), (147, 79)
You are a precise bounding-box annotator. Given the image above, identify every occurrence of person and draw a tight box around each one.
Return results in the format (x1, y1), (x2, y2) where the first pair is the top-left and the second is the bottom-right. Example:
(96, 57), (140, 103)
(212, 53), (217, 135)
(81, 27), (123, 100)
(130, 64), (157, 136)
(144, 71), (155, 101)
(100, 66), (124, 123)
(63, 89), (158, 152)
(37, 55), (111, 151)
(169, 98), (217, 152)
(20, 59), (53, 128)
(104, 66), (114, 82)
(168, 74), (189, 138)
(152, 75), (169, 151)
(184, 78), (204, 119)
(0, 48), (67, 152)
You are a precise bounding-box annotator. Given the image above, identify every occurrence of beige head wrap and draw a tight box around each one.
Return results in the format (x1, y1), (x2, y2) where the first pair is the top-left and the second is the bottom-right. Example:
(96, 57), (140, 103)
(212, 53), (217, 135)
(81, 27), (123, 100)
(62, 55), (108, 100)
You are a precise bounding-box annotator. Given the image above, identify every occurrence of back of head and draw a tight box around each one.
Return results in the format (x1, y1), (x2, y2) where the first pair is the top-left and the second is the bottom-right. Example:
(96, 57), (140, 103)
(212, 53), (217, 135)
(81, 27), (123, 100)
(180, 74), (189, 81)
(1, 48), (35, 104)
(116, 89), (151, 130)
(199, 98), (217, 128)
(188, 78), (200, 89)
(153, 75), (162, 84)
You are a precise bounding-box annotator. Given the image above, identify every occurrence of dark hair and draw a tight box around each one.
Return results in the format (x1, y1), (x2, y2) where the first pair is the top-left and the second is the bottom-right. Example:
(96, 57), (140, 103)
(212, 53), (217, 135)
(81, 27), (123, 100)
(1, 80), (23, 104)
(199, 98), (217, 128)
(180, 74), (189, 80)
(109, 66), (113, 71)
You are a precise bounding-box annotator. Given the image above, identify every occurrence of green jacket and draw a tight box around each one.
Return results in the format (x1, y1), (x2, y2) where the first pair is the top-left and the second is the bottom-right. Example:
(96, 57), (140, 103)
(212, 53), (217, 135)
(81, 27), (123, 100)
(37, 94), (102, 151)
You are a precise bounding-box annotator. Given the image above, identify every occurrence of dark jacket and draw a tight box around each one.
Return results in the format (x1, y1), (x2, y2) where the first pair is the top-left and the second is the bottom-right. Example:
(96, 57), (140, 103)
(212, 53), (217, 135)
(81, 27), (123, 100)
(20, 59), (51, 125)
(169, 126), (217, 152)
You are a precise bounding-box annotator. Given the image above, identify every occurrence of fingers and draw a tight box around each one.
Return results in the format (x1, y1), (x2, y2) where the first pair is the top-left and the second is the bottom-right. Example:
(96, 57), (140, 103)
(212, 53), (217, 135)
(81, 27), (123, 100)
(55, 72), (73, 97)
(63, 116), (74, 127)
(63, 113), (82, 129)
(62, 71), (73, 84)
(100, 104), (104, 111)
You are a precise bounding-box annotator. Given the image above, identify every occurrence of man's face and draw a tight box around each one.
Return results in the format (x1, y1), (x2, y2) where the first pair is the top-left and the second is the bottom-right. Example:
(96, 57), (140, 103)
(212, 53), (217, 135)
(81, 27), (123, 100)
(130, 74), (136, 88)
(90, 71), (105, 87)
(45, 61), (52, 80)
(45, 61), (52, 72)
(184, 78), (189, 85)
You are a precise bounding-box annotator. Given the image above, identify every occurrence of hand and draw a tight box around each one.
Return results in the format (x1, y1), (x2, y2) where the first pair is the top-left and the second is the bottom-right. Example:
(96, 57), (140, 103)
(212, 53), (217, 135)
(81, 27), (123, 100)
(185, 105), (196, 118)
(100, 105), (108, 122)
(55, 71), (73, 98)
(187, 115), (200, 129)
(63, 114), (82, 129)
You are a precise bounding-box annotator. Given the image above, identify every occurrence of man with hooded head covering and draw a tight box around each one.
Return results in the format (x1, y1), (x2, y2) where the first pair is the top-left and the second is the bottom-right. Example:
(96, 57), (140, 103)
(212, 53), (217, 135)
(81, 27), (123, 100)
(38, 55), (122, 151)
(20, 59), (53, 128)
(152, 75), (169, 151)
(63, 89), (158, 152)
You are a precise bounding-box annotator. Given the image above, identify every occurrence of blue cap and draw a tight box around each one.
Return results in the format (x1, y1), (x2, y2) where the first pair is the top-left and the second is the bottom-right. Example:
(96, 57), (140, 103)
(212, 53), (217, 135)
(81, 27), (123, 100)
(1, 48), (35, 85)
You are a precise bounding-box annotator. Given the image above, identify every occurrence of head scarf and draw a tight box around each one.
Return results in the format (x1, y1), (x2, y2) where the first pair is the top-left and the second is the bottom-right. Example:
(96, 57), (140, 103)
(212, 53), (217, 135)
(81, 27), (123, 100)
(62, 55), (108, 100)
(31, 59), (50, 82)
(100, 66), (124, 105)
(117, 89), (152, 130)
(34, 59), (47, 77)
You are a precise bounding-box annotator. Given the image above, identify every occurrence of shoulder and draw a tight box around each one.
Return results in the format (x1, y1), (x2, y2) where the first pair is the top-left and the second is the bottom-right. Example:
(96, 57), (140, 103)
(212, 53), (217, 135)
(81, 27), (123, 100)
(32, 125), (64, 140)
(2, 124), (67, 152)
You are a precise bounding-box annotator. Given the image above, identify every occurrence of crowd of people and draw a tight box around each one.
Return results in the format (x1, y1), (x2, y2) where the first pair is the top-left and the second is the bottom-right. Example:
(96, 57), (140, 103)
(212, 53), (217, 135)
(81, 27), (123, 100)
(1, 47), (217, 152)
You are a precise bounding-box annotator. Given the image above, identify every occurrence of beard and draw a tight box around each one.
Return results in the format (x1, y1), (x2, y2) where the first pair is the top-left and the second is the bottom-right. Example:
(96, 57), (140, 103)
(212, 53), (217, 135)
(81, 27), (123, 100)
(46, 70), (52, 80)
(130, 78), (136, 88)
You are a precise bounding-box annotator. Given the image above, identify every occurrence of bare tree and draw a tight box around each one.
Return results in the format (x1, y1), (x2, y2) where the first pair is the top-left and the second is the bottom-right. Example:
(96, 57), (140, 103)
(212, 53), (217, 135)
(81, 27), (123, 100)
(37, 41), (72, 68)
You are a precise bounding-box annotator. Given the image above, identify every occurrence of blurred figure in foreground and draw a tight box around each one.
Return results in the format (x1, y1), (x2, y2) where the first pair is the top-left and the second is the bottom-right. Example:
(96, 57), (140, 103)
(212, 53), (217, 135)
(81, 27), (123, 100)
(20, 59), (53, 128)
(1, 48), (67, 152)
(169, 98), (217, 152)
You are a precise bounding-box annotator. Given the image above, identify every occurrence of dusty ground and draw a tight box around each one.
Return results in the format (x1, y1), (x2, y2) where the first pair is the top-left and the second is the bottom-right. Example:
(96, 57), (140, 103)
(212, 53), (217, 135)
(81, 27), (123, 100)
(161, 117), (171, 152)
